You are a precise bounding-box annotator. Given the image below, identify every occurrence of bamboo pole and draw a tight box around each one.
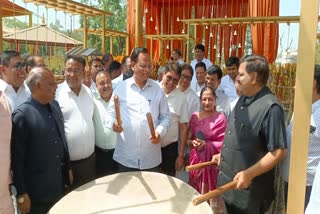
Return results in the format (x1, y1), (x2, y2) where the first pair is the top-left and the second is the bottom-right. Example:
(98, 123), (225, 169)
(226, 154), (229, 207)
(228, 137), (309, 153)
(83, 15), (87, 48)
(126, 35), (129, 55)
(29, 13), (32, 27)
(180, 16), (320, 26)
(110, 36), (113, 55)
(135, 0), (142, 47)
(102, 14), (106, 53)
(287, 1), (319, 214)
(186, 22), (190, 63)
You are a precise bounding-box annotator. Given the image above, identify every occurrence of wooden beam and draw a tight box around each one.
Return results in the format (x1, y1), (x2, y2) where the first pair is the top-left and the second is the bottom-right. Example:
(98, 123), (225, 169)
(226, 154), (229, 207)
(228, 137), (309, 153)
(102, 14), (106, 53)
(186, 22), (190, 63)
(29, 13), (32, 27)
(126, 35), (129, 55)
(23, 0), (113, 16)
(110, 36), (113, 55)
(180, 16), (320, 26)
(83, 15), (87, 48)
(287, 1), (319, 214)
(144, 34), (189, 40)
(135, 0), (142, 47)
(80, 29), (130, 37)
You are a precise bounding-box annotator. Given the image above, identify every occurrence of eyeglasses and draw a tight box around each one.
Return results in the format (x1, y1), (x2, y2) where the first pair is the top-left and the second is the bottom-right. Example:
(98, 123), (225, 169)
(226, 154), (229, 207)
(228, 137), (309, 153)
(166, 75), (179, 84)
(65, 69), (82, 75)
(13, 62), (26, 70)
(138, 64), (153, 70)
(181, 74), (192, 81)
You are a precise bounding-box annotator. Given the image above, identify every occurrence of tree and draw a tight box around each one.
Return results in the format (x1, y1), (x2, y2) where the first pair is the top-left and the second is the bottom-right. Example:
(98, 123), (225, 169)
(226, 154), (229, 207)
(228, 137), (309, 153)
(49, 19), (64, 32)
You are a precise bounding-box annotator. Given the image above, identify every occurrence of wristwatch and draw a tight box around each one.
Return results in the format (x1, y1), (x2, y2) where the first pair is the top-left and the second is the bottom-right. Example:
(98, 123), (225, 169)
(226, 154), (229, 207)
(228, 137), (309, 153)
(17, 196), (25, 204)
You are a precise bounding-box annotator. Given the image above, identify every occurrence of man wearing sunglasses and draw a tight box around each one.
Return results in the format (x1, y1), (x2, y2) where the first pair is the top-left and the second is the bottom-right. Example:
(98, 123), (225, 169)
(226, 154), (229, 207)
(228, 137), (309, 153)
(0, 51), (30, 110)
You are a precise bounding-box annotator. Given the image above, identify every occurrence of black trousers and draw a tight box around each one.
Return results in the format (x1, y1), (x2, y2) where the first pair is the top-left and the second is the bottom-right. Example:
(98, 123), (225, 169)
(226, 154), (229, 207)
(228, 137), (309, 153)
(224, 200), (266, 214)
(71, 153), (96, 189)
(29, 201), (55, 214)
(160, 141), (178, 176)
(95, 146), (118, 178)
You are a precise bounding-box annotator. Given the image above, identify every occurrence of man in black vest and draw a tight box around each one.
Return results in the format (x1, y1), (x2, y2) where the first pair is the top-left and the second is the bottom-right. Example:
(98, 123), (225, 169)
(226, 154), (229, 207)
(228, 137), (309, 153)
(214, 54), (287, 214)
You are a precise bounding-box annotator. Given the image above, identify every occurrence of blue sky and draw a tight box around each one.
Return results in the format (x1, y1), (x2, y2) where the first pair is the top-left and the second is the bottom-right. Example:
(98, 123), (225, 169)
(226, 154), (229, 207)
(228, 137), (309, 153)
(279, 0), (301, 52)
(9, 0), (309, 52)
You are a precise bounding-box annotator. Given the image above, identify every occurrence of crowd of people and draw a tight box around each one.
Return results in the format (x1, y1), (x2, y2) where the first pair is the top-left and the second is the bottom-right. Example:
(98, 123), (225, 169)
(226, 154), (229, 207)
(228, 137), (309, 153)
(0, 44), (319, 214)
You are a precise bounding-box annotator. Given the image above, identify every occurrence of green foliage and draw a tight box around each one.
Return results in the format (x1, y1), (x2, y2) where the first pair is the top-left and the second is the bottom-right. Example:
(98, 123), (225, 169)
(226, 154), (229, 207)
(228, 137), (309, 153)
(3, 18), (29, 30)
(49, 19), (64, 32)
(80, 0), (127, 55)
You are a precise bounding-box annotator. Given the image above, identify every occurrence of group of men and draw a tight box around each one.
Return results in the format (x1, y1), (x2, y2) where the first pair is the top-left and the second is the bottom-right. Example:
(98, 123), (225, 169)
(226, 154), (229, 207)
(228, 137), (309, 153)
(0, 42), (318, 214)
(0, 50), (132, 214)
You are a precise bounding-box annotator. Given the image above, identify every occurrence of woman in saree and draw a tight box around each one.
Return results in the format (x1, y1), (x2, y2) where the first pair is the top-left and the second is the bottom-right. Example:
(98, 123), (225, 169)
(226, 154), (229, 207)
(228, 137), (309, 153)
(188, 86), (227, 213)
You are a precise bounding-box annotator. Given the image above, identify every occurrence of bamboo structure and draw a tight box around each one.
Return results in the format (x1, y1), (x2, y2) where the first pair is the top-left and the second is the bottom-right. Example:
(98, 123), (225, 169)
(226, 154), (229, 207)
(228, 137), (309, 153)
(287, 0), (319, 213)
(21, 0), (112, 52)
(145, 15), (320, 64)
(144, 34), (191, 61)
(83, 28), (130, 55)
(180, 16), (320, 25)
(0, 0), (33, 51)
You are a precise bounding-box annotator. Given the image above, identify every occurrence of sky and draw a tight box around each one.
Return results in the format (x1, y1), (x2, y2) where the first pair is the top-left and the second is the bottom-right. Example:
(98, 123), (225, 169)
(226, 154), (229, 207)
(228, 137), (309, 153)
(279, 0), (301, 52)
(8, 0), (312, 53)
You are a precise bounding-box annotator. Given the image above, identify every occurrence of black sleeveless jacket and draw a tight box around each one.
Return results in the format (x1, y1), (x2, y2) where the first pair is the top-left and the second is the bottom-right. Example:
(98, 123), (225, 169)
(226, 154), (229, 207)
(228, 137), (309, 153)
(217, 87), (280, 211)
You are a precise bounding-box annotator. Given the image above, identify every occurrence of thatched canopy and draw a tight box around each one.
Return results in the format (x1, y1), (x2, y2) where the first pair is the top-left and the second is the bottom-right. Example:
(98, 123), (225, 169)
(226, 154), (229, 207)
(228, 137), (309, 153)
(3, 23), (82, 47)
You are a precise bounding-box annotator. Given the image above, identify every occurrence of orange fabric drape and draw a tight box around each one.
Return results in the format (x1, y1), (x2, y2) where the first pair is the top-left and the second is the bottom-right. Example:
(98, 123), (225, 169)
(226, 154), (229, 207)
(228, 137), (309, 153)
(249, 0), (279, 63)
(127, 0), (274, 64)
(145, 0), (161, 61)
(127, 0), (144, 54)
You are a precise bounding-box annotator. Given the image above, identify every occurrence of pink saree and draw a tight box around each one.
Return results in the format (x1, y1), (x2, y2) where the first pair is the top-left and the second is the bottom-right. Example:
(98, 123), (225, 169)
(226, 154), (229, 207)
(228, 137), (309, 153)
(189, 112), (227, 194)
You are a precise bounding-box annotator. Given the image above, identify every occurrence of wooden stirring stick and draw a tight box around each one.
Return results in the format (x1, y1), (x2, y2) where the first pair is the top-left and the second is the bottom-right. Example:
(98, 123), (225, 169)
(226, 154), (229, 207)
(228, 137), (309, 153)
(192, 180), (238, 206)
(146, 112), (156, 138)
(114, 95), (122, 127)
(185, 160), (218, 172)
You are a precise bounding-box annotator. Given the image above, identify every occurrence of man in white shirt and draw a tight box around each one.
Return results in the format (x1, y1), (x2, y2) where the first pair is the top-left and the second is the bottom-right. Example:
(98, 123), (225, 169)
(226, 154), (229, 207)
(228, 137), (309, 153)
(217, 56), (239, 102)
(106, 47), (170, 172)
(56, 55), (95, 188)
(306, 162), (320, 214)
(190, 44), (212, 83)
(160, 63), (188, 176)
(0, 51), (30, 110)
(178, 64), (200, 119)
(93, 70), (118, 177)
(122, 56), (134, 80)
(88, 57), (104, 92)
(169, 49), (184, 65)
(206, 65), (232, 118)
(191, 62), (207, 93)
(111, 61), (123, 89)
